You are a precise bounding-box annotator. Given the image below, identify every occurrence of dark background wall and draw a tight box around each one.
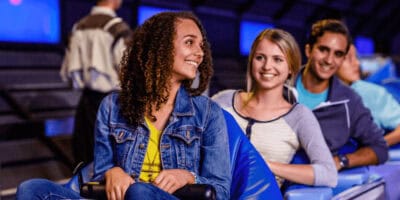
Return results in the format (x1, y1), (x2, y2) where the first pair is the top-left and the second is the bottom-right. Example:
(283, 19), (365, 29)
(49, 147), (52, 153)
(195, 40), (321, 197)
(2, 0), (400, 96)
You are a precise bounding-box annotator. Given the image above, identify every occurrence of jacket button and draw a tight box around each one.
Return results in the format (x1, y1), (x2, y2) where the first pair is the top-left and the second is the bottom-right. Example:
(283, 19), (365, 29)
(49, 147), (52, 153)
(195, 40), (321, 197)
(186, 130), (190, 139)
(139, 143), (145, 149)
(118, 131), (124, 139)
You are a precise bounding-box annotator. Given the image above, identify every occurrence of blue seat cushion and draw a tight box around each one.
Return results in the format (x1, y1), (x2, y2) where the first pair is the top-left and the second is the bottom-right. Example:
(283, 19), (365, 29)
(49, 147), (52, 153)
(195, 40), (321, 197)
(389, 143), (400, 161)
(284, 186), (332, 200)
(333, 167), (370, 195)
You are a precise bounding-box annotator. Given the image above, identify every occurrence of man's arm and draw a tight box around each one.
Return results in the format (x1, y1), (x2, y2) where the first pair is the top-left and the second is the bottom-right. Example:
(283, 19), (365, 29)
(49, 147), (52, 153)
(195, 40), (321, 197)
(333, 147), (378, 171)
(348, 92), (389, 166)
(384, 125), (400, 147)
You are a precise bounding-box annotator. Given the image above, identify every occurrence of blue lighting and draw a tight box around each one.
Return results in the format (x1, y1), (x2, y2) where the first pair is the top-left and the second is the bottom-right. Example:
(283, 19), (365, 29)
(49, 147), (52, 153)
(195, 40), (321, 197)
(45, 117), (74, 137)
(0, 0), (60, 44)
(240, 20), (274, 56)
(138, 5), (173, 25)
(354, 36), (374, 55)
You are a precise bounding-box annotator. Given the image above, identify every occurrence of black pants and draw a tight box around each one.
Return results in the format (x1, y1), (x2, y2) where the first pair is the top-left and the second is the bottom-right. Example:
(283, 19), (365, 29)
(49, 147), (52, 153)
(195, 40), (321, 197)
(72, 88), (109, 164)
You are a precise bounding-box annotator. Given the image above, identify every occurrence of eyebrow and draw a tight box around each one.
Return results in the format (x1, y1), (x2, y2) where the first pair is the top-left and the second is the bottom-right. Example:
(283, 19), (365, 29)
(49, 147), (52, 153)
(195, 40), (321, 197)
(318, 45), (345, 54)
(183, 34), (199, 38)
(183, 34), (204, 44)
(254, 51), (284, 57)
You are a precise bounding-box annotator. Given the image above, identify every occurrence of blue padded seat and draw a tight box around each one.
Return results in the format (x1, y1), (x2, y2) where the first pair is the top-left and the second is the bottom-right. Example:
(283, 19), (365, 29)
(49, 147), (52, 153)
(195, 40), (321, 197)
(388, 143), (400, 161)
(333, 167), (370, 195)
(332, 177), (385, 200)
(284, 187), (332, 200)
(369, 163), (400, 200)
(381, 80), (400, 103)
(63, 162), (94, 194)
(63, 170), (80, 193)
(283, 150), (333, 200)
(223, 110), (282, 199)
(283, 150), (385, 200)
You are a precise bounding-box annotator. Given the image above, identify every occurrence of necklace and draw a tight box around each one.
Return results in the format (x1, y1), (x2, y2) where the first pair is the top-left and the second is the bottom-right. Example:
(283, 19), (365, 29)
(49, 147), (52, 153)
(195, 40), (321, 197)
(146, 137), (160, 182)
(141, 117), (162, 182)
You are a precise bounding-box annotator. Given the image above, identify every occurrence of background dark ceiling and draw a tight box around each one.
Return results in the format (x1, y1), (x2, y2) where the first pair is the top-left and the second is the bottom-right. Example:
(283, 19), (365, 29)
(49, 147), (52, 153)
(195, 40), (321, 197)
(124, 0), (400, 55)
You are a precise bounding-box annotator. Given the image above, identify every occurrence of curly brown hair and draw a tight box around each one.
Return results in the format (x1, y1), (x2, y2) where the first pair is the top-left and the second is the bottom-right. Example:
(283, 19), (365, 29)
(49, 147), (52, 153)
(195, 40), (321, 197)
(118, 11), (213, 126)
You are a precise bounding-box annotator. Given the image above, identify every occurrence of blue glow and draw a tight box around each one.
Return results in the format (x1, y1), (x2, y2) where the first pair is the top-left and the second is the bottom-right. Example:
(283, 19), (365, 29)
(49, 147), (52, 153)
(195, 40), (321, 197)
(355, 36), (374, 55)
(0, 0), (60, 44)
(45, 117), (74, 137)
(240, 20), (274, 55)
(138, 5), (173, 25)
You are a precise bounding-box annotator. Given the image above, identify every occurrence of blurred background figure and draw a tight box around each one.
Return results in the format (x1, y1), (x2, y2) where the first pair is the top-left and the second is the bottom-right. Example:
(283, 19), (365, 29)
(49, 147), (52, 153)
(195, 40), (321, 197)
(337, 44), (400, 147)
(60, 0), (132, 164)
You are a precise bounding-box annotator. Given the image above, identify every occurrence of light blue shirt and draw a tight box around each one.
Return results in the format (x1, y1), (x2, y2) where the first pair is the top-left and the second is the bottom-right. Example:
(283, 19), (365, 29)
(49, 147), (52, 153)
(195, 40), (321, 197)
(351, 80), (400, 131)
(296, 75), (328, 110)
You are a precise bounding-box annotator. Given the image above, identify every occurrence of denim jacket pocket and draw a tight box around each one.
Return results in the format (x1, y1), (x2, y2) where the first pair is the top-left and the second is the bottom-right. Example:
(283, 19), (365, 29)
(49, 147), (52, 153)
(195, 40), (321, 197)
(110, 126), (138, 167)
(169, 126), (202, 170)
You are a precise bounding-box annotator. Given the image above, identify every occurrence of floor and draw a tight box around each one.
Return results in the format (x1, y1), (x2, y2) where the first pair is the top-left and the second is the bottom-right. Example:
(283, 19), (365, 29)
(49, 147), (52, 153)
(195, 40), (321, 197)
(0, 135), (73, 199)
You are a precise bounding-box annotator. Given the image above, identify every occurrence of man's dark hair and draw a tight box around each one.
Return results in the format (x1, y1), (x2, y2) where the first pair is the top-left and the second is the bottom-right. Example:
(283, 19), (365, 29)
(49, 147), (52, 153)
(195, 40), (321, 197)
(307, 19), (352, 53)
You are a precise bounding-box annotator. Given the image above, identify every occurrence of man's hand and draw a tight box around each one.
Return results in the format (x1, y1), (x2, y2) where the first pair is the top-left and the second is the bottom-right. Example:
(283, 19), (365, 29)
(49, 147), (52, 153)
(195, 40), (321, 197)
(105, 167), (135, 200)
(153, 169), (195, 193)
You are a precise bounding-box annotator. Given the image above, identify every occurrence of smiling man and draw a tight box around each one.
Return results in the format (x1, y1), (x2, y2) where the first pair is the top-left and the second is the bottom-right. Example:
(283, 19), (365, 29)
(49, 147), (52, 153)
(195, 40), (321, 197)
(295, 19), (388, 171)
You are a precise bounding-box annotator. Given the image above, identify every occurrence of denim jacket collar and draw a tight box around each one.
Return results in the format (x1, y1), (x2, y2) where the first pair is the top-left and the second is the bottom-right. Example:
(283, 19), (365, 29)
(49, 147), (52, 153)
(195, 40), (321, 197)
(173, 87), (195, 117)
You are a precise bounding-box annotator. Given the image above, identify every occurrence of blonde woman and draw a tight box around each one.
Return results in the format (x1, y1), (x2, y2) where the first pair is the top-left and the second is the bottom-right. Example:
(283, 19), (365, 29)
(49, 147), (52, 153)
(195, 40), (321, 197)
(213, 28), (337, 187)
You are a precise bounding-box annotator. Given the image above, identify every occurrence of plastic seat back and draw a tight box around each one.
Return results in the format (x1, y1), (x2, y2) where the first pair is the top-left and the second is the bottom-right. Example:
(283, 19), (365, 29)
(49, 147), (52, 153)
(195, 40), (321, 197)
(223, 110), (282, 200)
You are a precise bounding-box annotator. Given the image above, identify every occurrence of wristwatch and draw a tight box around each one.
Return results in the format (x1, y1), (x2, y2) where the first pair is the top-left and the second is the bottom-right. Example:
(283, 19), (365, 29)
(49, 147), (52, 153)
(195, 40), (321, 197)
(338, 154), (349, 168)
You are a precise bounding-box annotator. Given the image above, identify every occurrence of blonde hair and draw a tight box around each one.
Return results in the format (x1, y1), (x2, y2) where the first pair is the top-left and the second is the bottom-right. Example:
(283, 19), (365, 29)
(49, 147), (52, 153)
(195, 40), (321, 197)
(246, 28), (301, 92)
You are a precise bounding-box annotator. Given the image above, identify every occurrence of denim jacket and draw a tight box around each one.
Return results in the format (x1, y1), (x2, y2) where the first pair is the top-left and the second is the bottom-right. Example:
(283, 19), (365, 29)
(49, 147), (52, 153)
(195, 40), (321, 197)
(93, 87), (231, 200)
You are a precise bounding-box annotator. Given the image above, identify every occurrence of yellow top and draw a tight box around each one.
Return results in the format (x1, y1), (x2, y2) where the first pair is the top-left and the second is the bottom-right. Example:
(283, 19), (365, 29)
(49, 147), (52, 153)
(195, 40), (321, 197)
(139, 117), (162, 182)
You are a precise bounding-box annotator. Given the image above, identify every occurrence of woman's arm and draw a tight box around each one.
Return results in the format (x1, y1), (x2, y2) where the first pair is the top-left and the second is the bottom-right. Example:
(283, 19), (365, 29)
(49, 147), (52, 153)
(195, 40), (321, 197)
(267, 161), (315, 185)
(92, 94), (135, 199)
(92, 94), (115, 180)
(291, 105), (338, 187)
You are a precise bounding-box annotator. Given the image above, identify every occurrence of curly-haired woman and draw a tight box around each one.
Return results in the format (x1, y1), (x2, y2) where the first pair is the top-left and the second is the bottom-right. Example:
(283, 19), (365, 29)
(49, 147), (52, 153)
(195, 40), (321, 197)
(16, 11), (230, 200)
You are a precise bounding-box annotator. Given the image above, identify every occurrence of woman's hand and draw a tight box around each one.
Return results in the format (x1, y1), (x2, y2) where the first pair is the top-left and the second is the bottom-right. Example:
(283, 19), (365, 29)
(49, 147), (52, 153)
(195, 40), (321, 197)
(105, 167), (135, 200)
(153, 169), (195, 193)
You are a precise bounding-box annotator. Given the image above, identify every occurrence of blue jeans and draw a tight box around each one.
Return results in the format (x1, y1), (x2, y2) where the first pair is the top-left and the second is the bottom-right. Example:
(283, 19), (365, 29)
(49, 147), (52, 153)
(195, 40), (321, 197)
(17, 179), (178, 200)
(125, 182), (178, 200)
(16, 179), (82, 200)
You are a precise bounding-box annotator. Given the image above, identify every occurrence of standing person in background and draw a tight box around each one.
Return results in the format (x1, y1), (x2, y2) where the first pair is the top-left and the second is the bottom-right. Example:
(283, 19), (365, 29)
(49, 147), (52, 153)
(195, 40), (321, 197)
(17, 11), (231, 200)
(295, 19), (388, 170)
(212, 28), (337, 188)
(60, 0), (132, 164)
(336, 44), (400, 147)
